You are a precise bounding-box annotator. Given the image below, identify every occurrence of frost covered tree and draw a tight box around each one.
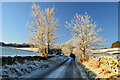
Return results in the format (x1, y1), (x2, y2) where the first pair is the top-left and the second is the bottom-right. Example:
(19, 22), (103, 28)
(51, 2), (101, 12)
(45, 7), (58, 57)
(66, 13), (105, 59)
(60, 41), (73, 56)
(27, 3), (58, 57)
(53, 44), (60, 49)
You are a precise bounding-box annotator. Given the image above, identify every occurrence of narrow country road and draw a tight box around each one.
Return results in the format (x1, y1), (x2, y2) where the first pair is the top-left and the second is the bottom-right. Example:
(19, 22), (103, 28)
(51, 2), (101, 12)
(40, 58), (82, 79)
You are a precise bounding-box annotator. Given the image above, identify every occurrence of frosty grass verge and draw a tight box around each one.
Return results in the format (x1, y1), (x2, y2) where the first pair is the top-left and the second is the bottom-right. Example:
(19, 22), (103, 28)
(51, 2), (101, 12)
(1, 54), (68, 78)
(81, 56), (120, 78)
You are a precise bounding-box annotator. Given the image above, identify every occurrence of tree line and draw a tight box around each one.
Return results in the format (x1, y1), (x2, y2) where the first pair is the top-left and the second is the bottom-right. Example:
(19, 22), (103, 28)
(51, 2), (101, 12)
(0, 42), (31, 47)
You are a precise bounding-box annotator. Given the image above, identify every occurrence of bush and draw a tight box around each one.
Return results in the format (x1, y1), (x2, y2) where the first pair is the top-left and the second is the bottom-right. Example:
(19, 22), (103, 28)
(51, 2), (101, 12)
(111, 41), (120, 48)
(49, 49), (61, 55)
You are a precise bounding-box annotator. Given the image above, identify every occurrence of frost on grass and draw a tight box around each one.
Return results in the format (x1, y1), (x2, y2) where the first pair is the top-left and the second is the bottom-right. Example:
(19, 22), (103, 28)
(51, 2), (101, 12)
(80, 56), (120, 78)
(1, 54), (68, 78)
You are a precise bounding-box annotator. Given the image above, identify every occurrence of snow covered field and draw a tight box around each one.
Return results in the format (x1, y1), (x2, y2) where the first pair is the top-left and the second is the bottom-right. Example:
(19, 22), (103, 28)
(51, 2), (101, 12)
(92, 48), (120, 54)
(14, 47), (38, 52)
(1, 47), (39, 57)
(1, 54), (68, 78)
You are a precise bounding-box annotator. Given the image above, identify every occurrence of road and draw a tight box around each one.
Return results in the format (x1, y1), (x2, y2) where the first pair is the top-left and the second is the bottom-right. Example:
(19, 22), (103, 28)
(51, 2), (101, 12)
(40, 58), (82, 79)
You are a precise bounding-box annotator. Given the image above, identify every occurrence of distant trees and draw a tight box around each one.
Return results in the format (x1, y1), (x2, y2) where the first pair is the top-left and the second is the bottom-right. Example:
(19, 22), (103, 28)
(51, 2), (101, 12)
(111, 41), (120, 48)
(0, 42), (5, 46)
(60, 42), (73, 56)
(66, 13), (106, 59)
(27, 3), (58, 57)
(52, 44), (61, 54)
(53, 44), (60, 49)
(52, 42), (73, 56)
(73, 47), (79, 56)
(0, 42), (30, 47)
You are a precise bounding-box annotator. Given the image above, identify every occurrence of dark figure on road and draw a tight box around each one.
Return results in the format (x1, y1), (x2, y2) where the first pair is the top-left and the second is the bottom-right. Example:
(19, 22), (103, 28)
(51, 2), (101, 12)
(70, 53), (75, 61)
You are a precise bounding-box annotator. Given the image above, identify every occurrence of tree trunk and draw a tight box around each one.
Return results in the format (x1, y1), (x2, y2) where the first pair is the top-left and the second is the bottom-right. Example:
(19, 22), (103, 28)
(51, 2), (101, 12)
(83, 50), (85, 58)
(82, 48), (86, 60)
(46, 20), (50, 58)
(46, 43), (49, 58)
(46, 29), (50, 58)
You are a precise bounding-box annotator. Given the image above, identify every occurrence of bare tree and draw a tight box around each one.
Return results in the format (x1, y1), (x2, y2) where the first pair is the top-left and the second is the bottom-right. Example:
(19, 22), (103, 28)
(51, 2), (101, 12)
(65, 13), (106, 59)
(45, 8), (58, 57)
(27, 3), (58, 57)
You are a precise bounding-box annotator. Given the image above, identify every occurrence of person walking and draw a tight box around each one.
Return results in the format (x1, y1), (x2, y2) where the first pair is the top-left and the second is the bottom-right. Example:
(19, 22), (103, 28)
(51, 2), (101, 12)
(70, 52), (75, 61)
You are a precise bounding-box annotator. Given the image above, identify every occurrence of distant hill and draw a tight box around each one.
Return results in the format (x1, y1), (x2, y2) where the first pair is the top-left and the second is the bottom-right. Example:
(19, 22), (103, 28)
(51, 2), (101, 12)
(111, 41), (120, 48)
(0, 42), (31, 48)
(0, 42), (5, 46)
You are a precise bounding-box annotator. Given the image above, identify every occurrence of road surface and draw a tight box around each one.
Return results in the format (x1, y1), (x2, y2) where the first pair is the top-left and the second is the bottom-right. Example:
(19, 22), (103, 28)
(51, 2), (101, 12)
(40, 58), (82, 79)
